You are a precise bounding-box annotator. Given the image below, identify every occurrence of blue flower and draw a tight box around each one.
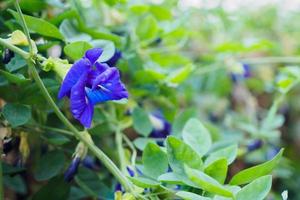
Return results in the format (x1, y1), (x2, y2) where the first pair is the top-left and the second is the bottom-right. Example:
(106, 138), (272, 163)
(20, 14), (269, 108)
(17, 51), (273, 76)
(58, 48), (129, 128)
(230, 63), (251, 83)
(247, 139), (263, 152)
(64, 156), (81, 182)
(149, 113), (171, 138)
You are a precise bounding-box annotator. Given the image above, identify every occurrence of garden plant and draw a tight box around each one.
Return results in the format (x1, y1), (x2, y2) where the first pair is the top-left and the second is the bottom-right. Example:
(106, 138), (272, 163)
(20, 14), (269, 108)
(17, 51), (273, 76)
(0, 0), (299, 199)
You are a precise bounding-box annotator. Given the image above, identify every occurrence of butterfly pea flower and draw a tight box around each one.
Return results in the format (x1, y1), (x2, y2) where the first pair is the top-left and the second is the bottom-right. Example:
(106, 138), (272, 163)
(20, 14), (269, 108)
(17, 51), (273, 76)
(149, 113), (171, 138)
(247, 139), (263, 152)
(58, 48), (129, 128)
(64, 156), (81, 182)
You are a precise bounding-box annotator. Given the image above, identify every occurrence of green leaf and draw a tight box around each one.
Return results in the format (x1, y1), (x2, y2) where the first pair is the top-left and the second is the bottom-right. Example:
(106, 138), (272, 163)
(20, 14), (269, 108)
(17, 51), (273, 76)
(136, 15), (158, 41)
(182, 118), (212, 156)
(142, 143), (168, 179)
(32, 176), (70, 200)
(166, 136), (203, 174)
(43, 132), (70, 146)
(4, 174), (26, 194)
(235, 176), (272, 200)
(129, 176), (160, 188)
(9, 10), (64, 40)
(64, 41), (92, 60)
(132, 107), (153, 137)
(2, 103), (31, 127)
(185, 166), (233, 198)
(229, 149), (283, 185)
(176, 191), (212, 200)
(133, 137), (156, 151)
(205, 144), (238, 166)
(165, 64), (194, 86)
(172, 108), (197, 137)
(158, 172), (183, 184)
(0, 70), (30, 85)
(90, 39), (115, 62)
(5, 54), (26, 72)
(204, 158), (228, 184)
(34, 151), (65, 181)
(59, 20), (91, 43)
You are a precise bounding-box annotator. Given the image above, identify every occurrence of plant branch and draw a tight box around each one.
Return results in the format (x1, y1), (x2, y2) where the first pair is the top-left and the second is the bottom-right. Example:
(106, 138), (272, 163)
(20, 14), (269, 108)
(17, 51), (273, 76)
(14, 0), (33, 54)
(27, 61), (134, 193)
(0, 38), (29, 59)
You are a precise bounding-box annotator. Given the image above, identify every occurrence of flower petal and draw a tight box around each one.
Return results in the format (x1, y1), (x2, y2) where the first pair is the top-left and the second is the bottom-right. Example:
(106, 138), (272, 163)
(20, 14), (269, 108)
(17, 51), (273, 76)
(70, 73), (94, 128)
(86, 69), (128, 105)
(106, 50), (122, 67)
(58, 58), (90, 99)
(85, 48), (103, 65)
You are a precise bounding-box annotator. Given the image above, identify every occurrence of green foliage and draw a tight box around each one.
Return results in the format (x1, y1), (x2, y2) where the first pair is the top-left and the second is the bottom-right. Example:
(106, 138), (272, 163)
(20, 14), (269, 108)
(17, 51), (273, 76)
(2, 103), (31, 127)
(230, 149), (284, 185)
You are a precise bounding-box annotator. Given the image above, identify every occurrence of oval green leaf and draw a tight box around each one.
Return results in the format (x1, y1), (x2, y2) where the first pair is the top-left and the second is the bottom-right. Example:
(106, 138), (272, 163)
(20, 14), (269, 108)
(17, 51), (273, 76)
(182, 118), (212, 156)
(235, 175), (272, 200)
(229, 149), (283, 185)
(166, 136), (203, 173)
(185, 166), (233, 198)
(143, 143), (168, 179)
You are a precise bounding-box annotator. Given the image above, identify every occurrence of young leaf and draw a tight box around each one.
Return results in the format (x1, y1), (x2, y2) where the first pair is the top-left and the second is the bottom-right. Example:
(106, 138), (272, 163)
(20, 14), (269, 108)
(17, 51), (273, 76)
(9, 10), (64, 40)
(64, 41), (92, 60)
(235, 175), (272, 200)
(165, 64), (194, 86)
(129, 177), (160, 188)
(136, 14), (158, 41)
(204, 158), (228, 184)
(229, 149), (283, 185)
(176, 191), (212, 200)
(158, 172), (183, 184)
(182, 118), (212, 156)
(205, 144), (238, 165)
(142, 143), (168, 179)
(166, 136), (203, 174)
(2, 103), (31, 127)
(132, 107), (153, 137)
(185, 166), (233, 198)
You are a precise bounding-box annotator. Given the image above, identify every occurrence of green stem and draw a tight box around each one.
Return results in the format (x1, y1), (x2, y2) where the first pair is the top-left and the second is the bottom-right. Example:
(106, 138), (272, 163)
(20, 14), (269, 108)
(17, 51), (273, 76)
(27, 61), (134, 192)
(240, 56), (300, 65)
(122, 134), (137, 167)
(0, 149), (3, 200)
(14, 0), (33, 54)
(0, 38), (29, 59)
(116, 127), (126, 173)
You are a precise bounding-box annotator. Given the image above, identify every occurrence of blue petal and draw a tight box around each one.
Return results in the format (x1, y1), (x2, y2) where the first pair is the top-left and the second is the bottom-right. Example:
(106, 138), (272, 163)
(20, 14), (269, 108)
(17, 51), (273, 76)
(64, 157), (81, 182)
(106, 50), (122, 67)
(70, 73), (94, 128)
(85, 48), (103, 65)
(86, 68), (128, 105)
(58, 58), (90, 99)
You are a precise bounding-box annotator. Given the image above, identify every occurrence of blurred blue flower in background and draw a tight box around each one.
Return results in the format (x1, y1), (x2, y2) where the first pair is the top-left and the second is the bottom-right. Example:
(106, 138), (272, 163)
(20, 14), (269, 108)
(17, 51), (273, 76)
(58, 48), (128, 127)
(230, 63), (251, 83)
(149, 113), (171, 138)
(247, 139), (263, 152)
